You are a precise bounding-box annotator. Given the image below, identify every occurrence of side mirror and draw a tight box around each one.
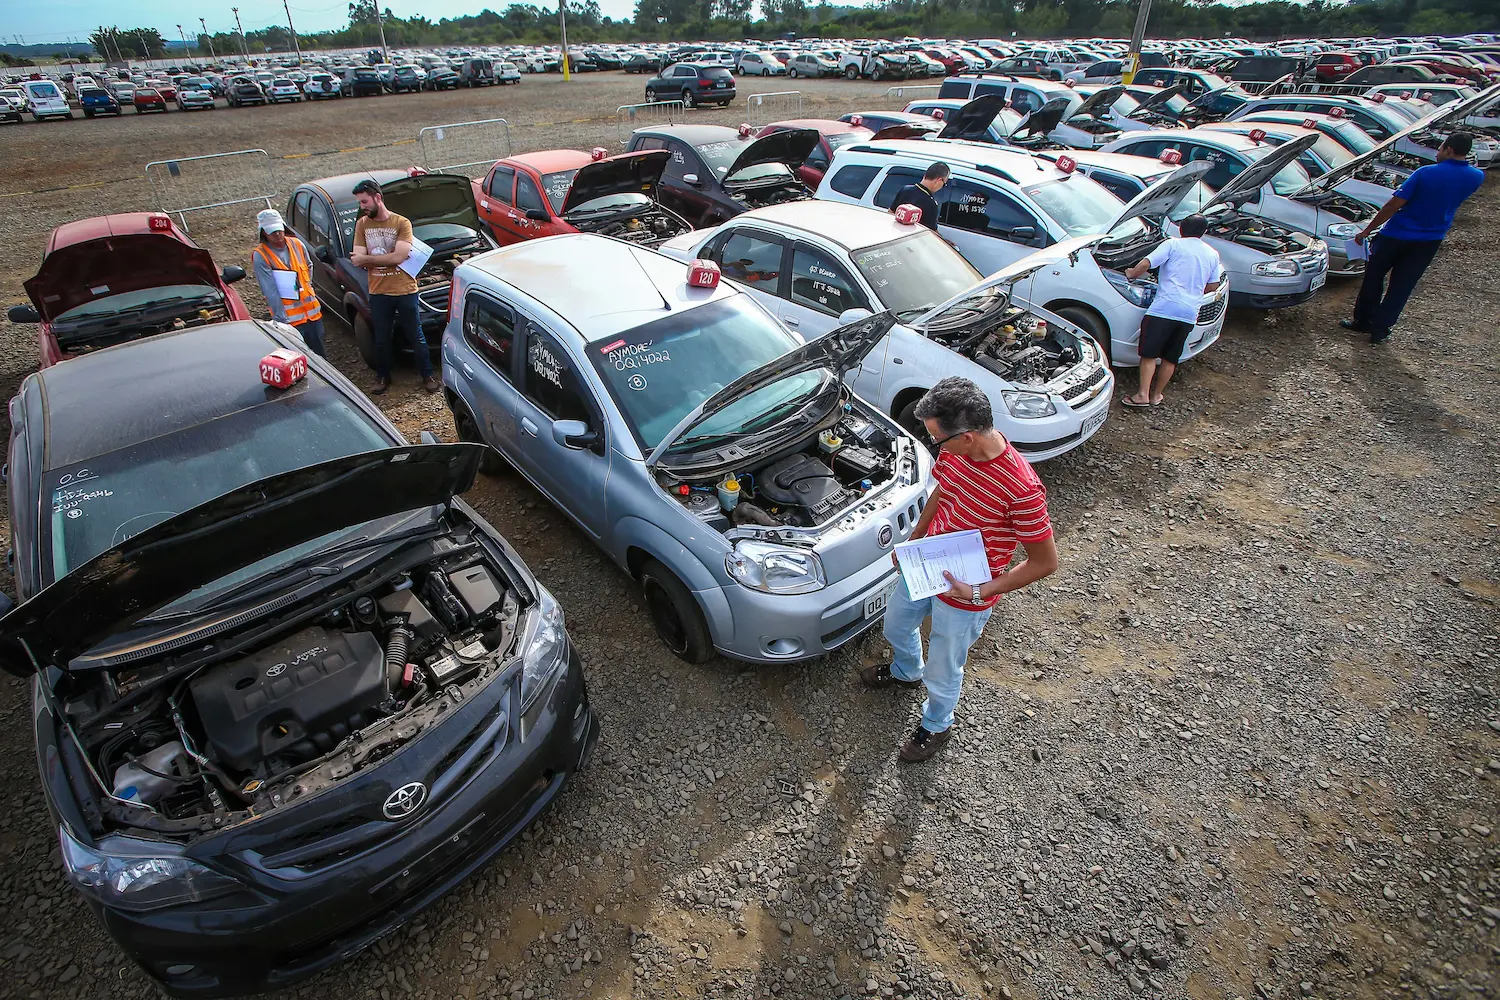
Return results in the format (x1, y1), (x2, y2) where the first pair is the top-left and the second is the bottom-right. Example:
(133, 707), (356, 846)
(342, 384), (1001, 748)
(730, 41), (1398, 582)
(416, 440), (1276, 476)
(1007, 226), (1038, 242)
(838, 307), (874, 325)
(552, 418), (601, 451)
(420, 430), (439, 445)
(683, 173), (701, 186)
(314, 245), (332, 263)
(221, 265), (246, 284)
(7, 304), (40, 324)
(526, 208), (549, 222)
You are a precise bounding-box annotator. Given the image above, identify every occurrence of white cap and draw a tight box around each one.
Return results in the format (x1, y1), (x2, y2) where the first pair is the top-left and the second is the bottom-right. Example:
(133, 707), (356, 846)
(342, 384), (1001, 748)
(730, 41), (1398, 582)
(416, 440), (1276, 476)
(257, 208), (285, 234)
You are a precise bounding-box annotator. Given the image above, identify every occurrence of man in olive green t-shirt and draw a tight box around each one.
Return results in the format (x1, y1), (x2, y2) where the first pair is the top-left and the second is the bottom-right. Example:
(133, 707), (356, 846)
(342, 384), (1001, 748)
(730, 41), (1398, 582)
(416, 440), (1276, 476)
(352, 179), (438, 394)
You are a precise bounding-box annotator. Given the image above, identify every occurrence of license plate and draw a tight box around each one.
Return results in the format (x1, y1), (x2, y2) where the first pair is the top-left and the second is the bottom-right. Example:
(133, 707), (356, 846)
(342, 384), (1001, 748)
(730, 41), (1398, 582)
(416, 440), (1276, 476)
(1311, 272), (1326, 291)
(715, 81), (727, 88)
(864, 578), (898, 619)
(1082, 410), (1107, 437)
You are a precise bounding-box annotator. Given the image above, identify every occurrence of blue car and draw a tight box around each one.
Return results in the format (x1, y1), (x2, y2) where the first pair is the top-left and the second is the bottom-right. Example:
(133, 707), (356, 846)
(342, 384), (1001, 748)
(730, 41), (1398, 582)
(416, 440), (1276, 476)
(78, 86), (121, 118)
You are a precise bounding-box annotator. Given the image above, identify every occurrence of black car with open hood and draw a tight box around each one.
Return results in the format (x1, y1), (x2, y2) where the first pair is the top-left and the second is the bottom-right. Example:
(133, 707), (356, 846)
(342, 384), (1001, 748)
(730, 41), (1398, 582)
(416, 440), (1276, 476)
(553, 149), (692, 245)
(625, 123), (817, 227)
(3, 318), (597, 998)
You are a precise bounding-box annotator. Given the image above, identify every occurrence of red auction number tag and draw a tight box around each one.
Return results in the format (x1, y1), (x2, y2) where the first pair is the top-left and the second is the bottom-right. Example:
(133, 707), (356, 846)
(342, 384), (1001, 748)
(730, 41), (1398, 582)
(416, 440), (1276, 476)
(260, 349), (308, 389)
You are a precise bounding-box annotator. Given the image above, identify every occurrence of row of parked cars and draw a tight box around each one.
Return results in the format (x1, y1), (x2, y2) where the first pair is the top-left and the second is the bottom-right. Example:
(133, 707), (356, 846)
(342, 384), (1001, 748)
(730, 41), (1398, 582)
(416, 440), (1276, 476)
(0, 52), (1494, 1000)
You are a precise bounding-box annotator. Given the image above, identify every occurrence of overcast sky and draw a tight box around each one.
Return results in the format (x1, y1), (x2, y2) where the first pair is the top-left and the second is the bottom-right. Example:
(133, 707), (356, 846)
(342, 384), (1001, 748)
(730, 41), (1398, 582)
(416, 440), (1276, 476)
(3, 0), (745, 44)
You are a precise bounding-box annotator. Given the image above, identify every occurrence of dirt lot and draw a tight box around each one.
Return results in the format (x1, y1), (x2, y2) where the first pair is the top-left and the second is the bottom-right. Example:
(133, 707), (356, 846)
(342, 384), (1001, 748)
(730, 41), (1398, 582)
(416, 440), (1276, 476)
(0, 74), (1496, 1000)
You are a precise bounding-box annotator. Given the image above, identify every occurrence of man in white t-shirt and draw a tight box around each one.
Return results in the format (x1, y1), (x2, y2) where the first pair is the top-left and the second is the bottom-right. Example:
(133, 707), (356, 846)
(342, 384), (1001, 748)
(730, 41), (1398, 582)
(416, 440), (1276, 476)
(1120, 214), (1223, 408)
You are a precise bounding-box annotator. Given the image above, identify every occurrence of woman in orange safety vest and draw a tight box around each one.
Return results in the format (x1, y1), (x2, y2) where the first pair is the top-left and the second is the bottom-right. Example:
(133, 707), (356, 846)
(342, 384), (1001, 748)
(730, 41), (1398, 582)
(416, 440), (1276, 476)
(251, 208), (326, 357)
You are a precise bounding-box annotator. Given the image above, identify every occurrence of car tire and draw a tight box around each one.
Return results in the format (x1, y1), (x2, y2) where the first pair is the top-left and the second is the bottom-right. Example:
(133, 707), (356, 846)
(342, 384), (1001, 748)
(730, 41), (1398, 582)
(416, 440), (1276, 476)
(1053, 305), (1112, 364)
(454, 407), (508, 476)
(353, 311), (379, 370)
(639, 557), (714, 664)
(788, 67), (799, 79)
(871, 65), (884, 82)
(645, 88), (655, 102)
(682, 88), (695, 109)
(845, 65), (858, 80)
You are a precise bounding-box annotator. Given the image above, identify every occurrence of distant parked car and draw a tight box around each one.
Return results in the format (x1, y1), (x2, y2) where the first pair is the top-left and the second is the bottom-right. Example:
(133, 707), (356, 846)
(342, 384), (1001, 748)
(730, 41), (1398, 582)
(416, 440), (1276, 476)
(133, 86), (168, 114)
(644, 62), (736, 109)
(1066, 60), (1125, 85)
(389, 66), (422, 93)
(786, 53), (838, 78)
(226, 76), (267, 106)
(266, 78), (302, 103)
(1314, 52), (1362, 82)
(624, 52), (664, 74)
(426, 68), (461, 90)
(738, 52), (786, 76)
(459, 57), (496, 87)
(78, 87), (121, 117)
(176, 78), (216, 111)
(21, 79), (71, 121)
(498, 62), (521, 84)
(304, 72), (342, 99)
(343, 66), (384, 97)
(0, 91), (22, 124)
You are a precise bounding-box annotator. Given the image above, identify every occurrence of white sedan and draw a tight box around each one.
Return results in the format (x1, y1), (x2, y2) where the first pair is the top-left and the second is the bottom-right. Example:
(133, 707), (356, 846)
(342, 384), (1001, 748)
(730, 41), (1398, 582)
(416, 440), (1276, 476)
(659, 201), (1115, 462)
(266, 78), (302, 103)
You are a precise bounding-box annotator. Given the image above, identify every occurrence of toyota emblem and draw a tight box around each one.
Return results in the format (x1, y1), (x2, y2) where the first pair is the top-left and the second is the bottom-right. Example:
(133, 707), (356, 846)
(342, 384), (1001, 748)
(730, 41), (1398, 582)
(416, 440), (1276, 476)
(382, 781), (428, 820)
(878, 524), (893, 547)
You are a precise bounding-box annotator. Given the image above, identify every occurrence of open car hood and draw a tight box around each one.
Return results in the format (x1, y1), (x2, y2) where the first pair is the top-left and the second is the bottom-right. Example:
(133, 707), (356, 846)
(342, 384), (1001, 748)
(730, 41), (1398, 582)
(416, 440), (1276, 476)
(1291, 110), (1438, 195)
(1070, 85), (1125, 120)
(871, 122), (941, 141)
(1437, 80), (1500, 127)
(1130, 83), (1189, 117)
(908, 246), (1079, 328)
(1202, 132), (1318, 210)
(725, 128), (821, 181)
(646, 311), (898, 467)
(1105, 160), (1213, 231)
(937, 95), (1007, 141)
(24, 234), (222, 322)
(381, 172), (486, 234)
(1186, 85), (1235, 113)
(1010, 96), (1072, 138)
(0, 444), (485, 674)
(560, 149), (669, 216)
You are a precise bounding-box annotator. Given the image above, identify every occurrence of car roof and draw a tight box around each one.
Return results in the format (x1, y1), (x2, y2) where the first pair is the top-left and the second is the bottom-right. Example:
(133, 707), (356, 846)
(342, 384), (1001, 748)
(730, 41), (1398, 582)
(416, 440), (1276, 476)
(844, 110), (934, 124)
(634, 123), (739, 144)
(762, 118), (863, 136)
(299, 169), (407, 205)
(33, 321), (353, 470)
(1117, 128), (1263, 152)
(504, 150), (595, 173)
(464, 234), (741, 342)
(728, 201), (919, 251)
(47, 213), (194, 255)
(843, 138), (1073, 183)
(1048, 150), (1169, 178)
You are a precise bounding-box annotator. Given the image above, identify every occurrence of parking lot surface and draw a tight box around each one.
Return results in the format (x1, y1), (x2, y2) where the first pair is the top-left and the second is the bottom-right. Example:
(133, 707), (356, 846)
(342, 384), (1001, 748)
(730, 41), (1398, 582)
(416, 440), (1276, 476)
(0, 73), (1497, 1000)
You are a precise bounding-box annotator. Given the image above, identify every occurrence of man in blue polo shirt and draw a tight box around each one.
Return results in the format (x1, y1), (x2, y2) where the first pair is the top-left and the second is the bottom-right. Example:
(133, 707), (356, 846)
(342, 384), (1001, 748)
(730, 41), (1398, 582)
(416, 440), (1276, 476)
(1342, 132), (1485, 344)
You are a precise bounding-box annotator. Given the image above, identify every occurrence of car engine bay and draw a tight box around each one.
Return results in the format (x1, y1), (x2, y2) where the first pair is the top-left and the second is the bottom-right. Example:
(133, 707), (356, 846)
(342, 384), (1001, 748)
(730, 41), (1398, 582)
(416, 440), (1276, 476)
(410, 223), (496, 314)
(1206, 211), (1312, 254)
(932, 307), (1092, 386)
(572, 201), (692, 247)
(69, 537), (525, 835)
(56, 299), (232, 354)
(729, 179), (811, 210)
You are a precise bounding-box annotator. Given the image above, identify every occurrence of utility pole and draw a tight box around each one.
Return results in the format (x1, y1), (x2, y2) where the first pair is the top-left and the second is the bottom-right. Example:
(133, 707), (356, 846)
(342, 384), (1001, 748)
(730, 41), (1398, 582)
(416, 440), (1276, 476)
(1123, 0), (1152, 85)
(282, 0), (302, 64)
(558, 0), (570, 82)
(373, 2), (390, 65)
(178, 24), (190, 57)
(232, 7), (250, 59)
(200, 18), (217, 61)
(136, 28), (152, 61)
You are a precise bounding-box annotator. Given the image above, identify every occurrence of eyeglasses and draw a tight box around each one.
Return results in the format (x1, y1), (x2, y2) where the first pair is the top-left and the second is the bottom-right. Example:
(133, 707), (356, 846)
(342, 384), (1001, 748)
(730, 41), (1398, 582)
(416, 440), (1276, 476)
(928, 428), (968, 450)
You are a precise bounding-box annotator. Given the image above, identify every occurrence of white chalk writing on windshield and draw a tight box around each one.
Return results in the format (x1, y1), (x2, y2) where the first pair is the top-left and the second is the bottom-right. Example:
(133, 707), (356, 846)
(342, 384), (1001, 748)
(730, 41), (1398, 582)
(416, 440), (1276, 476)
(530, 339), (565, 387)
(606, 339), (671, 370)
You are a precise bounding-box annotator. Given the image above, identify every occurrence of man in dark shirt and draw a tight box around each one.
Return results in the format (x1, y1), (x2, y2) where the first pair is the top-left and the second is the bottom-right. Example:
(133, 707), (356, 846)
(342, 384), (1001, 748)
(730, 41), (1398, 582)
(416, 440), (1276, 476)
(890, 161), (949, 231)
(1342, 132), (1485, 344)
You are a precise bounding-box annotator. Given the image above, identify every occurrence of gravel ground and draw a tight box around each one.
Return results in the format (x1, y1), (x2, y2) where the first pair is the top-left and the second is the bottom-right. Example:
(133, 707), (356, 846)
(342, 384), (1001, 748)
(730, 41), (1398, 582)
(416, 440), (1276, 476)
(0, 74), (1496, 1000)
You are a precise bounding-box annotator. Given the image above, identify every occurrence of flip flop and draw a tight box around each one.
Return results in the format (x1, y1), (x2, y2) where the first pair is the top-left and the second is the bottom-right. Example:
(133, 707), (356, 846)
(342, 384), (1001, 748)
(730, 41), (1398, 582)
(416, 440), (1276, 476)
(1121, 395), (1153, 409)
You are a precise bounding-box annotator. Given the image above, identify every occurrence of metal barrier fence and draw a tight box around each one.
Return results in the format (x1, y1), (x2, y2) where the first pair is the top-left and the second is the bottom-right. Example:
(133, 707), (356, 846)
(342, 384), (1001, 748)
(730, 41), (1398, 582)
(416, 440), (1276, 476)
(1240, 75), (1300, 96)
(616, 100), (684, 144)
(884, 84), (941, 108)
(1294, 82), (1370, 96)
(144, 149), (276, 232)
(745, 90), (804, 126)
(418, 118), (513, 178)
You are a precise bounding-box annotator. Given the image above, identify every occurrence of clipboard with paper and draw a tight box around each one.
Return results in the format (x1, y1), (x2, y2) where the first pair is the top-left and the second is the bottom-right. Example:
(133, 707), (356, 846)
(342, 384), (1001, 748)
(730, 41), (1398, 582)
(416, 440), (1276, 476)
(398, 236), (434, 279)
(271, 269), (299, 300)
(1344, 238), (1369, 262)
(893, 530), (993, 600)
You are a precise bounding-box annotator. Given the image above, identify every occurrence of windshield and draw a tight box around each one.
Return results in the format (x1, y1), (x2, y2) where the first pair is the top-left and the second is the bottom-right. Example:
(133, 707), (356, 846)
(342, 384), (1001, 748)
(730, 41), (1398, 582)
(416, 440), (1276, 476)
(587, 295), (810, 452)
(1163, 180), (1220, 221)
(568, 191), (651, 215)
(1025, 178), (1147, 239)
(541, 168), (581, 208)
(29, 83), (61, 99)
(1245, 144), (1314, 195)
(54, 284), (221, 324)
(826, 130), (868, 152)
(1109, 93), (1144, 117)
(42, 388), (391, 585)
(851, 231), (983, 315)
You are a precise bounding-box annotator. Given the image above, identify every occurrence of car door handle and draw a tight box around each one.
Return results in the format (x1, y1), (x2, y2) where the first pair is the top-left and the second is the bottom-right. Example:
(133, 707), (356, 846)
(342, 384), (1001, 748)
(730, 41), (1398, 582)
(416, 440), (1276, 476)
(460, 362), (475, 381)
(893, 357), (904, 364)
(521, 417), (539, 437)
(784, 316), (800, 327)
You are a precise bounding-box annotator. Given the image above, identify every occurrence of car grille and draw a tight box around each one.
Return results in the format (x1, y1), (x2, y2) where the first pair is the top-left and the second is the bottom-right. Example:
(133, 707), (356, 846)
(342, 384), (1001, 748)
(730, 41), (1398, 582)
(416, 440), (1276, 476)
(417, 286), (450, 315)
(1059, 366), (1109, 403)
(1197, 296), (1226, 326)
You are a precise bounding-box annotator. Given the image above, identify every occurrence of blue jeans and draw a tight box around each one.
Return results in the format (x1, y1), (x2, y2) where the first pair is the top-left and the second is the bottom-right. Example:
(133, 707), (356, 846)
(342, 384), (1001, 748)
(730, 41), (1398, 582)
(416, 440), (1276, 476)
(883, 575), (993, 734)
(295, 316), (326, 358)
(369, 292), (432, 380)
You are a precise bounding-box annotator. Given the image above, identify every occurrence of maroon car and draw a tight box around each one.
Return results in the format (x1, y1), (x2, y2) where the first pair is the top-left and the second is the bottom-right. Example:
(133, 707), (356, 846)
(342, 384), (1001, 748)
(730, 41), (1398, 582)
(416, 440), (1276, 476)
(134, 86), (167, 113)
(7, 213), (250, 367)
(754, 118), (875, 188)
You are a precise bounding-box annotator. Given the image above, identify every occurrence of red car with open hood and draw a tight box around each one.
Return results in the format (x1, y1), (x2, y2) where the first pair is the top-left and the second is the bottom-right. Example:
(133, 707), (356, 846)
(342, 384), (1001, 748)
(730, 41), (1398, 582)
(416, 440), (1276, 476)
(7, 213), (252, 368)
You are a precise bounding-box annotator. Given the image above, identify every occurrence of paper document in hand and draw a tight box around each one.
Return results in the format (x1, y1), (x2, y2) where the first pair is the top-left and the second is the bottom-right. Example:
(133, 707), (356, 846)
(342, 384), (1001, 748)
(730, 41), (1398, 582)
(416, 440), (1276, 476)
(893, 530), (993, 601)
(1344, 238), (1369, 262)
(398, 236), (434, 279)
(271, 269), (299, 300)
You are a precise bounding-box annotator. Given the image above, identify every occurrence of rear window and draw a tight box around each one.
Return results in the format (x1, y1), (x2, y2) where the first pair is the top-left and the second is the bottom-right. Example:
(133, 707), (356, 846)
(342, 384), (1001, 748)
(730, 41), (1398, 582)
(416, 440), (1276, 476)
(701, 67), (733, 79)
(828, 164), (879, 199)
(938, 80), (972, 99)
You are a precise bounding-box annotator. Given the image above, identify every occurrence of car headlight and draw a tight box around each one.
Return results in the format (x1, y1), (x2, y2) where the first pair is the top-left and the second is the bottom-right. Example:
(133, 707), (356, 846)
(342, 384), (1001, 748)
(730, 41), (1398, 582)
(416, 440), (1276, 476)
(1002, 390), (1057, 418)
(59, 827), (239, 913)
(520, 585), (567, 711)
(725, 540), (826, 595)
(1252, 259), (1300, 277)
(1326, 222), (1363, 238)
(1104, 269), (1157, 308)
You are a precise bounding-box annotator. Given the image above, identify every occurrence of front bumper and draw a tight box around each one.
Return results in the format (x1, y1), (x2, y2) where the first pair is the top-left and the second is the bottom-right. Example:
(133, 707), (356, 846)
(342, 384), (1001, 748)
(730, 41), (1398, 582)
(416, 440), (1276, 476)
(1007, 367), (1114, 462)
(73, 645), (597, 999)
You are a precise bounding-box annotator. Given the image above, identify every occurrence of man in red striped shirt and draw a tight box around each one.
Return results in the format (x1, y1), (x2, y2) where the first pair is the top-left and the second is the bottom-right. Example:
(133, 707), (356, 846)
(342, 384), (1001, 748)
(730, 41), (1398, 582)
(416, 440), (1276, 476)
(862, 377), (1059, 762)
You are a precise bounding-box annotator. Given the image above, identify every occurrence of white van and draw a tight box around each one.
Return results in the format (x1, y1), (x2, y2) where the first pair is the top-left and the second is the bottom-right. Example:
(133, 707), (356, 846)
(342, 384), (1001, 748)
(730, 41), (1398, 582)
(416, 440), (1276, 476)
(22, 79), (72, 121)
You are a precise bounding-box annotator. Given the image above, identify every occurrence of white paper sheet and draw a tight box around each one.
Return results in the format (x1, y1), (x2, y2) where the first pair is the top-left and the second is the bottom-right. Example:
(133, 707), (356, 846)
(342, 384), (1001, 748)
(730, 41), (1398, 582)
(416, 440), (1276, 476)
(1344, 238), (1369, 262)
(398, 236), (434, 278)
(893, 529), (993, 601)
(271, 269), (299, 300)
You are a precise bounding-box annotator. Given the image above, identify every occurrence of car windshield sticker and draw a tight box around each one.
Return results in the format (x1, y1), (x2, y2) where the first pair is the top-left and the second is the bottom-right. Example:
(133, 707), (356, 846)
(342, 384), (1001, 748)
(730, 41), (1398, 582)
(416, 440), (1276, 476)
(602, 339), (671, 370)
(338, 205), (361, 245)
(530, 338), (565, 388)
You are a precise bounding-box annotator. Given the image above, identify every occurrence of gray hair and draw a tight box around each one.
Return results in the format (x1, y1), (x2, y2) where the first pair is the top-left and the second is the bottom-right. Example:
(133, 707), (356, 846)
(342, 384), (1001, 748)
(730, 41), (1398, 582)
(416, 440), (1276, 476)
(913, 376), (993, 436)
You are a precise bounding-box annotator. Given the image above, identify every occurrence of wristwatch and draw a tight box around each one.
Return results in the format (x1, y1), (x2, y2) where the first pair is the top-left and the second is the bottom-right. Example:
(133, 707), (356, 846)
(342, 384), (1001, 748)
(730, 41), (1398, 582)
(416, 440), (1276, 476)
(970, 585), (982, 604)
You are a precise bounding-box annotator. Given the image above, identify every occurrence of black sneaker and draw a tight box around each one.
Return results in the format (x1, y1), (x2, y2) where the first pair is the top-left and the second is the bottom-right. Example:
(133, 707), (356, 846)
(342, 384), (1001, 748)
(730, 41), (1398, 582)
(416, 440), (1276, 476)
(899, 724), (953, 763)
(371, 377), (391, 395)
(1339, 319), (1367, 333)
(860, 662), (922, 690)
